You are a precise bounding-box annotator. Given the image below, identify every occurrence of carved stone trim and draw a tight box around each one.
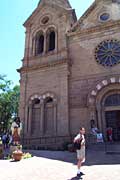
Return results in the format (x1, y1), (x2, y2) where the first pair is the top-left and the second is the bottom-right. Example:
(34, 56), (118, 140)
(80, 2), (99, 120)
(88, 76), (119, 106)
(18, 59), (68, 73)
(68, 20), (120, 37)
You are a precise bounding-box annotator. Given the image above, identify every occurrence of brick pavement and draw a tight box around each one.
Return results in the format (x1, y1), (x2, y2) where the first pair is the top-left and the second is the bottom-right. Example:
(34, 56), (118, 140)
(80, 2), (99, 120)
(0, 149), (120, 180)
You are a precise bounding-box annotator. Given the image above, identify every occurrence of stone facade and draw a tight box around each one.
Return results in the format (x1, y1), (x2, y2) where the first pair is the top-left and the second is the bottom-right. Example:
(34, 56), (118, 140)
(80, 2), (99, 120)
(18, 0), (120, 149)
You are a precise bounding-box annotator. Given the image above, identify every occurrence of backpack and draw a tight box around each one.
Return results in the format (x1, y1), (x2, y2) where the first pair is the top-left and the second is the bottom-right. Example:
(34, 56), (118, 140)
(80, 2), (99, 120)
(73, 138), (82, 150)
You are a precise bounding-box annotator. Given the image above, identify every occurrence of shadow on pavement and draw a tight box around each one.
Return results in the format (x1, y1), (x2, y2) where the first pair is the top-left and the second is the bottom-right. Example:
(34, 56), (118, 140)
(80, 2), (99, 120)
(10, 160), (19, 163)
(84, 149), (120, 166)
(67, 176), (83, 180)
(26, 148), (120, 166)
(24, 150), (76, 164)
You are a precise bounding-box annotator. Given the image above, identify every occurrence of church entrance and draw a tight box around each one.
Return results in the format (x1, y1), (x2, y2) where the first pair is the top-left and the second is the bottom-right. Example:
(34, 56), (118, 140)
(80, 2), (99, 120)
(105, 111), (120, 141)
(104, 94), (120, 141)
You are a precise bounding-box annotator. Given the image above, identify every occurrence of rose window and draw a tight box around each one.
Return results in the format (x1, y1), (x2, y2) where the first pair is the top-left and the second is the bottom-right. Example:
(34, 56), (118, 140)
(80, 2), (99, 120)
(95, 40), (120, 66)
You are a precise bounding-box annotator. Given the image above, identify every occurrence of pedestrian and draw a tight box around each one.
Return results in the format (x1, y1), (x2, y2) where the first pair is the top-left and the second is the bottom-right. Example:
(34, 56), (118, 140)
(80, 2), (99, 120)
(2, 133), (7, 149)
(106, 127), (113, 142)
(5, 133), (10, 148)
(73, 127), (86, 178)
(9, 132), (13, 146)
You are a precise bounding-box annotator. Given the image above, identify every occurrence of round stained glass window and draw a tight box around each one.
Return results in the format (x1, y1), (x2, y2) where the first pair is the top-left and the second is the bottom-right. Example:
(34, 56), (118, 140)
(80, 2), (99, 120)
(41, 16), (49, 24)
(100, 13), (110, 21)
(95, 40), (120, 67)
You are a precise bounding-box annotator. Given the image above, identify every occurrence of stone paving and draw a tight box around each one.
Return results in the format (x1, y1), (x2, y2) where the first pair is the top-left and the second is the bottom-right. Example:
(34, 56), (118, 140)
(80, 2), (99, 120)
(0, 148), (120, 180)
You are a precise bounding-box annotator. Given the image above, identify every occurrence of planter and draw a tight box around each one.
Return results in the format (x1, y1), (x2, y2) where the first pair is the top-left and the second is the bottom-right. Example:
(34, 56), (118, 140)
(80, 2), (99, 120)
(12, 151), (23, 161)
(10, 145), (22, 156)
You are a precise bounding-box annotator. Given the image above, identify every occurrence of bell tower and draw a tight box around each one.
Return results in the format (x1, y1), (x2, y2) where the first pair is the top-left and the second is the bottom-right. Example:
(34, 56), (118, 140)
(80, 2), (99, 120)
(38, 0), (72, 9)
(18, 0), (77, 149)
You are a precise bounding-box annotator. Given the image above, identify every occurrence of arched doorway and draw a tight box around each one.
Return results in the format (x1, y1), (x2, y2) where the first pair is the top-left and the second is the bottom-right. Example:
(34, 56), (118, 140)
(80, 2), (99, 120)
(88, 80), (120, 141)
(104, 94), (120, 141)
(96, 89), (120, 141)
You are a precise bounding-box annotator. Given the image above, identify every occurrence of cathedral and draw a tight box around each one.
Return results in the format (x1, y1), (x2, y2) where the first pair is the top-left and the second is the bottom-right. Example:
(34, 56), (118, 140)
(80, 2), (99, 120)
(18, 0), (120, 149)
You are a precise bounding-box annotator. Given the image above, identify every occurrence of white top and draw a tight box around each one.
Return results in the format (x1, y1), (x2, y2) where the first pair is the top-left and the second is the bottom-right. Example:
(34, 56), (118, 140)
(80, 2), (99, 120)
(74, 133), (85, 146)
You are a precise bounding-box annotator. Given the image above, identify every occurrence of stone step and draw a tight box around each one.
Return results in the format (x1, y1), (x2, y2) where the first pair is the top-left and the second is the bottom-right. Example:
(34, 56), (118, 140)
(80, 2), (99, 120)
(87, 142), (105, 151)
(87, 142), (120, 154)
(105, 142), (120, 154)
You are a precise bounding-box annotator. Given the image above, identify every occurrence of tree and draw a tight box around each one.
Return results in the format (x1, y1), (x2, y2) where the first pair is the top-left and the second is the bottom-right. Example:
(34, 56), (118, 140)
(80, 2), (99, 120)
(0, 75), (11, 92)
(0, 75), (20, 133)
(10, 85), (20, 117)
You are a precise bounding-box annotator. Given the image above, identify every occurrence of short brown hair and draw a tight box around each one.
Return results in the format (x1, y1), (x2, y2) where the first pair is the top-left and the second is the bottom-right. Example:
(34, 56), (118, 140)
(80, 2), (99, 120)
(80, 127), (85, 130)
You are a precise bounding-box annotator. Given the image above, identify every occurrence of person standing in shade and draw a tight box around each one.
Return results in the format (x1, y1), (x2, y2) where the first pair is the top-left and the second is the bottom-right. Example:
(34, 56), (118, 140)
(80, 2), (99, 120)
(73, 127), (86, 178)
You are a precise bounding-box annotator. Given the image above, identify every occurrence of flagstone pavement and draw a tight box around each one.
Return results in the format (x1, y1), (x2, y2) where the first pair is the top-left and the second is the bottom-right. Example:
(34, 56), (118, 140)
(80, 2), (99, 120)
(0, 148), (120, 180)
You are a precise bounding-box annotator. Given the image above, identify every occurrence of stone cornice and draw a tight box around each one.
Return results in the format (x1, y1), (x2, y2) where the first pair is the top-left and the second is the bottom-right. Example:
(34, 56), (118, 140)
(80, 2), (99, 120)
(69, 72), (120, 82)
(68, 20), (120, 37)
(17, 59), (68, 73)
(28, 47), (68, 61)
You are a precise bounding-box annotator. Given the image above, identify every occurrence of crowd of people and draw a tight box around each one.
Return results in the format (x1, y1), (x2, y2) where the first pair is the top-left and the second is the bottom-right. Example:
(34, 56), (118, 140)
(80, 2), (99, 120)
(0, 117), (22, 150)
(91, 119), (113, 142)
(0, 132), (13, 149)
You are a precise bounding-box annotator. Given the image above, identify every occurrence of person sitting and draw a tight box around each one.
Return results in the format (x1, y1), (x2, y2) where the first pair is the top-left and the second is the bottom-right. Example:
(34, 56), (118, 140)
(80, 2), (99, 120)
(90, 120), (99, 135)
(91, 126), (99, 136)
(96, 130), (104, 143)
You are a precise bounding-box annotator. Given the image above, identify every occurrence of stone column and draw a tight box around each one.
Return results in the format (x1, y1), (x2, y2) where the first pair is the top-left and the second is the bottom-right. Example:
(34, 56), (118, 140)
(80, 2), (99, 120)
(101, 106), (106, 135)
(28, 103), (33, 136)
(23, 27), (31, 66)
(55, 31), (58, 52)
(96, 104), (102, 131)
(53, 102), (57, 136)
(44, 33), (47, 54)
(40, 99), (44, 136)
(32, 37), (36, 56)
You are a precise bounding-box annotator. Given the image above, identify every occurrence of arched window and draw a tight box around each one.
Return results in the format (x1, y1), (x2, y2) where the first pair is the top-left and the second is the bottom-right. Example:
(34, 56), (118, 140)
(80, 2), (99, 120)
(35, 32), (44, 55)
(47, 29), (56, 52)
(44, 97), (54, 134)
(31, 98), (41, 135)
(49, 31), (55, 51)
(105, 94), (120, 107)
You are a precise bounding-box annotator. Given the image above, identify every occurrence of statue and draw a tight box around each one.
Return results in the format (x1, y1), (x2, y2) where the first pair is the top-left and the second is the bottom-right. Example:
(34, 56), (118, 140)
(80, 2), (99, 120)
(11, 117), (22, 145)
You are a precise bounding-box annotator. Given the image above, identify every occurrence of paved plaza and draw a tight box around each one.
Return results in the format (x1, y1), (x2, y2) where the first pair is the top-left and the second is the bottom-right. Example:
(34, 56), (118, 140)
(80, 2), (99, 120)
(0, 148), (120, 180)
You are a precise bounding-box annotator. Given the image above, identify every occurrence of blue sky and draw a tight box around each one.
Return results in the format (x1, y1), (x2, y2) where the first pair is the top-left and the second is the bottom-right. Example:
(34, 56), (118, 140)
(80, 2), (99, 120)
(0, 0), (94, 86)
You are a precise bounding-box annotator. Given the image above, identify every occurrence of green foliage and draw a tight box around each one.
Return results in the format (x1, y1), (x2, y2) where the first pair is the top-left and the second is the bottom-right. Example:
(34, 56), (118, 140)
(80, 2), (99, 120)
(0, 75), (20, 132)
(23, 152), (32, 159)
(0, 75), (12, 92)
